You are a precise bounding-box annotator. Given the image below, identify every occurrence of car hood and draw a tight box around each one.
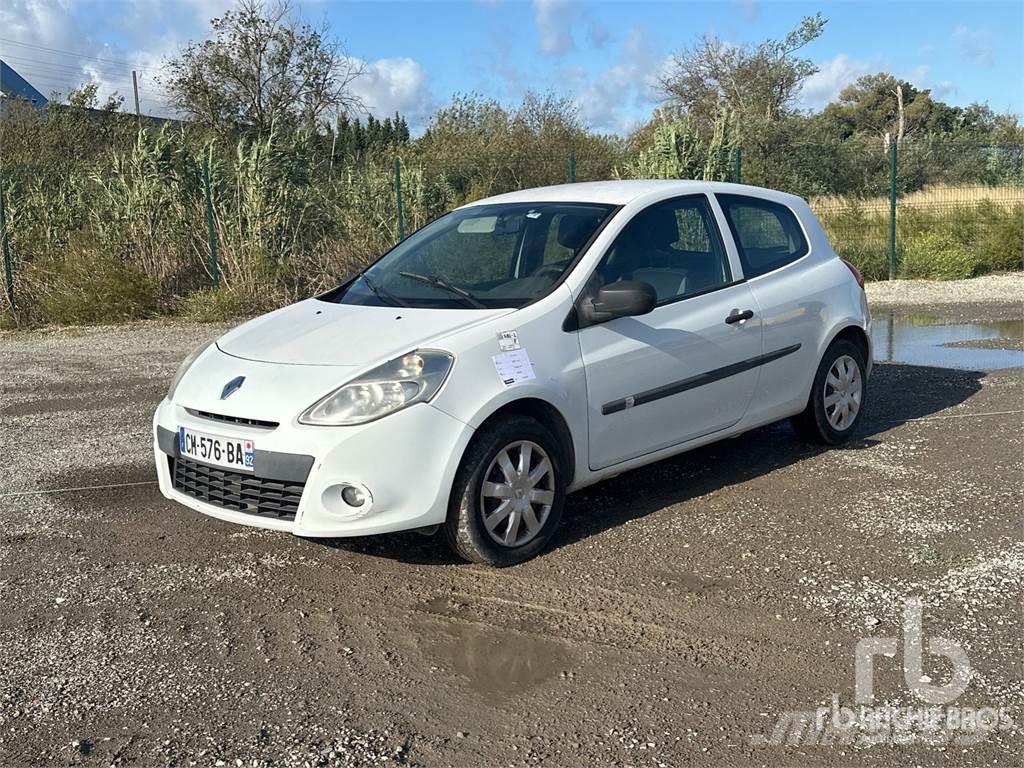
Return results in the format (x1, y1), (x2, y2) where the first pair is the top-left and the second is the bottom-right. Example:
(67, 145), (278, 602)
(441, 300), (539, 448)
(216, 298), (512, 366)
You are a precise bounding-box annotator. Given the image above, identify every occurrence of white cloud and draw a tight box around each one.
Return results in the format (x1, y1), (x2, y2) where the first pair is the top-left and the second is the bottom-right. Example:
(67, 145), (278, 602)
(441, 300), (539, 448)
(0, 0), (198, 116)
(953, 25), (994, 66)
(799, 57), (959, 110)
(799, 54), (871, 108)
(574, 28), (662, 134)
(349, 57), (433, 124)
(533, 0), (575, 57)
(0, 0), (432, 124)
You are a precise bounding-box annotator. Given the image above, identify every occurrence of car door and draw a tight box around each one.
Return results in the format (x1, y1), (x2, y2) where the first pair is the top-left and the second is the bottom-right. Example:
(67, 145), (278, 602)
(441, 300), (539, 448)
(576, 194), (763, 470)
(715, 194), (824, 421)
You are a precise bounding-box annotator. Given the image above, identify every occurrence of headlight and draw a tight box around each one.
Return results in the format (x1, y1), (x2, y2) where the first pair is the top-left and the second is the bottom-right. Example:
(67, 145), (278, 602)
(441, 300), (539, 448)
(299, 349), (454, 426)
(167, 340), (215, 401)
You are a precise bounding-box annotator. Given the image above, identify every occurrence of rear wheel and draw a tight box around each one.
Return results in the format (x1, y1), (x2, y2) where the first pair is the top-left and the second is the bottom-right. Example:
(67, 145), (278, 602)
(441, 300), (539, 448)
(444, 415), (566, 566)
(791, 339), (867, 445)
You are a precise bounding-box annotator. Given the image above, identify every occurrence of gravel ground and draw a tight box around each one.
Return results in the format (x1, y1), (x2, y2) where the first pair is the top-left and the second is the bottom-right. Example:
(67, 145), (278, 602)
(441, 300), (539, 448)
(866, 273), (1024, 321)
(1, 284), (1021, 767)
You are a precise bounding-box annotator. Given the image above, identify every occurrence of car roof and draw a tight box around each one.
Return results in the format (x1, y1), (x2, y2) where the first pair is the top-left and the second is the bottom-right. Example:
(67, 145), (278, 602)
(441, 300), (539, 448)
(461, 179), (806, 208)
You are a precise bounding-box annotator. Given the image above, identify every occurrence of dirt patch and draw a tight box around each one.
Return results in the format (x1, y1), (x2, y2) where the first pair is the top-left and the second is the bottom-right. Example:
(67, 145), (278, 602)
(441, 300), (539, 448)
(2, 388), (165, 416)
(3, 374), (164, 397)
(42, 461), (157, 491)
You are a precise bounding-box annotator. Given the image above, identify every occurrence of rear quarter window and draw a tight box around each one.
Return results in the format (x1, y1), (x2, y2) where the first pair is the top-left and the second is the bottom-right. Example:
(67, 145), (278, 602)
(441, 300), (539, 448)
(717, 194), (809, 279)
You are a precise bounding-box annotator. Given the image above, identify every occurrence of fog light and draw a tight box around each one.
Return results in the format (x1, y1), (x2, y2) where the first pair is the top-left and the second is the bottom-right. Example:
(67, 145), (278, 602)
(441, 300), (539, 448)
(341, 485), (367, 507)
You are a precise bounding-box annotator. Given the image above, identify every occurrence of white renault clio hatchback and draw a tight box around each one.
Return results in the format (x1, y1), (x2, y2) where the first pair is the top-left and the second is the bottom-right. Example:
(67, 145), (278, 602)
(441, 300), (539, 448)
(155, 180), (871, 565)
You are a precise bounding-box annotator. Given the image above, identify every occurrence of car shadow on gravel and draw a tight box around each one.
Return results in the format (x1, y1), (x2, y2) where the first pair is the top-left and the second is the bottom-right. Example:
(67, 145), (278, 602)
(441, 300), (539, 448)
(549, 362), (985, 553)
(319, 530), (462, 565)
(327, 362), (985, 565)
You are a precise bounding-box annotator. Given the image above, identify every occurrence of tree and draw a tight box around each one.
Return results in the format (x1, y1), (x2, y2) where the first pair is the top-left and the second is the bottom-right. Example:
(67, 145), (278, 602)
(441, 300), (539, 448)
(162, 0), (363, 134)
(394, 112), (410, 142)
(419, 92), (619, 200)
(819, 73), (936, 145)
(67, 83), (124, 113)
(659, 14), (826, 136)
(366, 114), (380, 145)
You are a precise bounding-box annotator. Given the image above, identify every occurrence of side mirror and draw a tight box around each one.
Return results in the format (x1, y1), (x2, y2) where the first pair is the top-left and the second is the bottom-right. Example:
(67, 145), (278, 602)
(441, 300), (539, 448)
(580, 280), (657, 325)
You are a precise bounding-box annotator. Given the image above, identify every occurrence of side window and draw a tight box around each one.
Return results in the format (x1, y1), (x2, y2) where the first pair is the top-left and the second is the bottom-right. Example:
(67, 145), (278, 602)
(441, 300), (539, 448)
(541, 214), (579, 265)
(595, 196), (731, 304)
(717, 194), (808, 278)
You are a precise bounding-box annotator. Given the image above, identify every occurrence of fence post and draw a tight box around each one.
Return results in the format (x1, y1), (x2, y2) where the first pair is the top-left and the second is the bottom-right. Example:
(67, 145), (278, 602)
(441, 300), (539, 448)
(733, 147), (742, 184)
(0, 174), (13, 310)
(568, 154), (577, 183)
(202, 150), (219, 288)
(888, 140), (898, 280)
(394, 157), (405, 241)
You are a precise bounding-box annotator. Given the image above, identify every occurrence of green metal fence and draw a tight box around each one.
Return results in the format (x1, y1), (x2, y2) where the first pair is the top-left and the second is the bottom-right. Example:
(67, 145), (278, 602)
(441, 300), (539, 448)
(0, 136), (1020, 323)
(384, 140), (1023, 284)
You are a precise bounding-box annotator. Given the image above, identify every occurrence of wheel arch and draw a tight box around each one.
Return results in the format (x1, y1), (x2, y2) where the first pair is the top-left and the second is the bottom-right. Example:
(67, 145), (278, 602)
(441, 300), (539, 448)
(824, 323), (871, 370)
(471, 397), (578, 487)
(797, 321), (871, 410)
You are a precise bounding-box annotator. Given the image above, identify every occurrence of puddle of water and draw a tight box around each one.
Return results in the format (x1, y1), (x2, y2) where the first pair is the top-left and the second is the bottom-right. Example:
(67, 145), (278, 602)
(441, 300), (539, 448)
(426, 621), (573, 698)
(420, 598), (573, 698)
(871, 313), (1024, 370)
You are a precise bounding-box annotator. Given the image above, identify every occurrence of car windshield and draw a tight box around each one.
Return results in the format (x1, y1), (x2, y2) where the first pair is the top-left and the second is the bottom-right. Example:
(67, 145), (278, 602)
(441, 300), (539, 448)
(322, 202), (616, 309)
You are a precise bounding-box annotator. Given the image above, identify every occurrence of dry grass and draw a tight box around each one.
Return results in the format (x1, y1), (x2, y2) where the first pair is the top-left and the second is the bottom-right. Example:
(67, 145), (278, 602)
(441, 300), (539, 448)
(812, 184), (1024, 213)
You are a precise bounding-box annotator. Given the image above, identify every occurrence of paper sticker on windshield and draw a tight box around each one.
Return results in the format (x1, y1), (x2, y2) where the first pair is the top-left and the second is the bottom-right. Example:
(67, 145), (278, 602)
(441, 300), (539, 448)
(493, 349), (535, 386)
(497, 330), (521, 351)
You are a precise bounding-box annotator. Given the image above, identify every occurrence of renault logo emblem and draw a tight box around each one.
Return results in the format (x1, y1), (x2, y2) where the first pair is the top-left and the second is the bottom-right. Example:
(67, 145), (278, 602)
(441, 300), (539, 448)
(220, 376), (245, 400)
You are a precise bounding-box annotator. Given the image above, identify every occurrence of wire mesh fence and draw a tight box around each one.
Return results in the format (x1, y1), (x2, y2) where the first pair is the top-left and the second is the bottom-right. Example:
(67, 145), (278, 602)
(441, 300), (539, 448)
(0, 127), (1021, 325)
(737, 136), (1024, 281)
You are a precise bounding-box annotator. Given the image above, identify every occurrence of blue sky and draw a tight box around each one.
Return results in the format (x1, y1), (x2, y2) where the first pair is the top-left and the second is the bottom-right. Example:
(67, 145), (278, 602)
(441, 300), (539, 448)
(1, 0), (1021, 134)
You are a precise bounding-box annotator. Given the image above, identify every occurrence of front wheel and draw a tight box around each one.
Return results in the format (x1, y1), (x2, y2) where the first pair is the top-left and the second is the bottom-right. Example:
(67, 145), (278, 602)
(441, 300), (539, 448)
(791, 339), (867, 445)
(444, 415), (566, 566)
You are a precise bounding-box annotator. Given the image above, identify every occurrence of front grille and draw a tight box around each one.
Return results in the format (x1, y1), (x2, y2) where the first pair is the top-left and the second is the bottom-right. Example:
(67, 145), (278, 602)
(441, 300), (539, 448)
(187, 409), (279, 429)
(170, 456), (304, 521)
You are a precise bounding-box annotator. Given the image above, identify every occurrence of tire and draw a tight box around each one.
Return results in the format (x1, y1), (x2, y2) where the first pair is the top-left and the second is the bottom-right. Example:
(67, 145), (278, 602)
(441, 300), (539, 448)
(791, 339), (867, 445)
(444, 415), (566, 566)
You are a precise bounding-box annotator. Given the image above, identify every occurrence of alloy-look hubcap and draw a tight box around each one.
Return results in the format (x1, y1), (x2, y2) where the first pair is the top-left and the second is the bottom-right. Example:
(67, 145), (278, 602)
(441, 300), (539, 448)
(824, 354), (862, 431)
(479, 440), (555, 548)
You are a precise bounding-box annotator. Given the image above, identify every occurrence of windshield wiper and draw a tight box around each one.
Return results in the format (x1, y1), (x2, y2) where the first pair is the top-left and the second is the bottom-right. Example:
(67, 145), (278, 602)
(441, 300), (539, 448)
(398, 271), (486, 309)
(360, 273), (408, 307)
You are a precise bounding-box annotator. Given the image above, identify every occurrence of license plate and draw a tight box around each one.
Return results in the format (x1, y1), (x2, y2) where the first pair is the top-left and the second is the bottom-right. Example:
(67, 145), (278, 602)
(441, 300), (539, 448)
(178, 427), (254, 472)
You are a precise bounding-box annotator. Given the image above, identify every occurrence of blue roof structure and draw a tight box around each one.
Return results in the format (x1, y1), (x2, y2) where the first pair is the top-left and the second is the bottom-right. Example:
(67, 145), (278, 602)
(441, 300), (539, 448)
(0, 59), (48, 107)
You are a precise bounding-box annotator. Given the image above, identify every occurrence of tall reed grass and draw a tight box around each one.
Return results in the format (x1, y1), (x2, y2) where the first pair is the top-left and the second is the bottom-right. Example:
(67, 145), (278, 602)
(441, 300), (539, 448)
(0, 111), (1021, 327)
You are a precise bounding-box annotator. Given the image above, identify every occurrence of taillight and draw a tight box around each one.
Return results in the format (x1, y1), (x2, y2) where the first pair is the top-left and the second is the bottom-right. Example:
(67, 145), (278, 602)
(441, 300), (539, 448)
(842, 259), (865, 290)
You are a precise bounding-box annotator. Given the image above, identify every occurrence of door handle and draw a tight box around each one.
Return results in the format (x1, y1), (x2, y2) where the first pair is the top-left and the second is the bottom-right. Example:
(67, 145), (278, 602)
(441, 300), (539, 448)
(725, 309), (754, 325)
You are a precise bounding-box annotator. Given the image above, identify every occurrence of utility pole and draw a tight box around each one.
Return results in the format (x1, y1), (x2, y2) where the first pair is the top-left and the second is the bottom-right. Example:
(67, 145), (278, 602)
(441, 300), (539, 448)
(132, 71), (141, 123)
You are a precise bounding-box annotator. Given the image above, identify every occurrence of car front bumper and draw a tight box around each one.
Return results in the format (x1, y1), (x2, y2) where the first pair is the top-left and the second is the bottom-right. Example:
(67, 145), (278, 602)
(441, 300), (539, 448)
(153, 398), (474, 537)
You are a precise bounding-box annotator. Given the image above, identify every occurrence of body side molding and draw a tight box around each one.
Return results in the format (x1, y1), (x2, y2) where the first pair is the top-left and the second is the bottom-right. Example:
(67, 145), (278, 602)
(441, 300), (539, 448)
(601, 344), (802, 415)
